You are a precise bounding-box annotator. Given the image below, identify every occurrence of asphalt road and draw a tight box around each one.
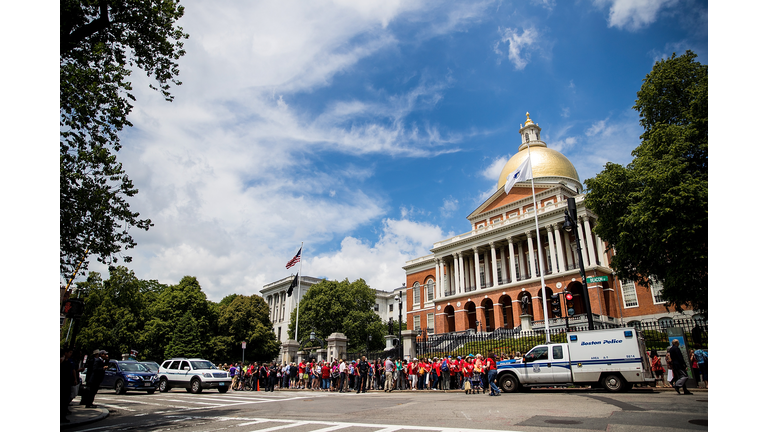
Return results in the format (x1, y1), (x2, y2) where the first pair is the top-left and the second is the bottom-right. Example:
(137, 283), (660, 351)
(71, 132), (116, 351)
(66, 387), (708, 432)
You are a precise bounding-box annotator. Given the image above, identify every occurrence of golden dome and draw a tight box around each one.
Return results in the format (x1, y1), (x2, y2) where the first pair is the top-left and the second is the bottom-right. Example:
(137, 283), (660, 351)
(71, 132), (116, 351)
(496, 145), (580, 190)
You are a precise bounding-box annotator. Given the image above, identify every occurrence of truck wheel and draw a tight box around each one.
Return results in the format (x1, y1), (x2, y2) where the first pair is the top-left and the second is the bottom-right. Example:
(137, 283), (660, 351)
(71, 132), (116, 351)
(218, 386), (229, 393)
(499, 374), (519, 393)
(115, 379), (126, 395)
(191, 378), (203, 394)
(159, 378), (170, 392)
(602, 374), (625, 393)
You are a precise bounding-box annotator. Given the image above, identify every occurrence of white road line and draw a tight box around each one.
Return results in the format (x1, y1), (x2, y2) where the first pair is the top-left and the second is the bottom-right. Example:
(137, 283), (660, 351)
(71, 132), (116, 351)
(248, 421), (309, 432)
(237, 419), (271, 426)
(99, 403), (136, 412)
(310, 425), (354, 432)
(164, 415), (525, 432)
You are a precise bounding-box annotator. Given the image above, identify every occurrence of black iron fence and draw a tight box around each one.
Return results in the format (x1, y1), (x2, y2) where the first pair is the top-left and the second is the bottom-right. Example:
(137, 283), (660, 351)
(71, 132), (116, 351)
(347, 346), (399, 362)
(414, 318), (707, 360)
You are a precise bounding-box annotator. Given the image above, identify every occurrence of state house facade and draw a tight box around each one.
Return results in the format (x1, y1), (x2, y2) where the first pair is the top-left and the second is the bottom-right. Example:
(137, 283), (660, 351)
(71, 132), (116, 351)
(402, 114), (697, 335)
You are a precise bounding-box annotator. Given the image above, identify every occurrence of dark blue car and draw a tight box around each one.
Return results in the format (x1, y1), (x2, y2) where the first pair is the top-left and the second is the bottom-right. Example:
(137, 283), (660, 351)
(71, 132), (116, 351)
(102, 360), (157, 394)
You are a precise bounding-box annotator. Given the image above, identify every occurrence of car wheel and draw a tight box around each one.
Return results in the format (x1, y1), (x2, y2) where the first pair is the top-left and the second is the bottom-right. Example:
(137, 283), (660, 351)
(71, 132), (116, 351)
(159, 378), (170, 392)
(115, 379), (126, 395)
(499, 374), (519, 393)
(602, 373), (625, 393)
(191, 378), (202, 394)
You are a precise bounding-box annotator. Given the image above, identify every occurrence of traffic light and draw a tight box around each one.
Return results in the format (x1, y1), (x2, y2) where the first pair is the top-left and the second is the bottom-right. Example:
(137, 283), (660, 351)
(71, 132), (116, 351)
(61, 298), (84, 318)
(565, 291), (575, 317)
(550, 293), (561, 316)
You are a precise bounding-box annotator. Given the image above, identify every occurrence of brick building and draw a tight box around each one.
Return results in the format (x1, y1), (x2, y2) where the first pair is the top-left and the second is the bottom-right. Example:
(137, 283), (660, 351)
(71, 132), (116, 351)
(403, 113), (698, 335)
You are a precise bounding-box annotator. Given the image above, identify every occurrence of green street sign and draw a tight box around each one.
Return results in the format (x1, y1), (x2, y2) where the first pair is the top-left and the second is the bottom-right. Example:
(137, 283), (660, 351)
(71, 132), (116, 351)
(587, 276), (609, 283)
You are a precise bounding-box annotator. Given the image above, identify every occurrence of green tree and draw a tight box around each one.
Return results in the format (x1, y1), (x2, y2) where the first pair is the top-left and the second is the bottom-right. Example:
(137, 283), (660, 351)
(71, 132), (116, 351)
(288, 279), (387, 353)
(217, 295), (281, 362)
(73, 266), (148, 356)
(60, 1), (188, 278)
(140, 276), (216, 361)
(165, 311), (203, 359)
(584, 50), (707, 314)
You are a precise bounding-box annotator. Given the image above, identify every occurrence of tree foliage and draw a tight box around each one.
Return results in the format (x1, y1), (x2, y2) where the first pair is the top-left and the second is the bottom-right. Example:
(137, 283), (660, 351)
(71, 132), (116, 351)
(288, 279), (387, 353)
(584, 50), (707, 314)
(70, 270), (277, 364)
(60, 0), (188, 278)
(217, 295), (281, 362)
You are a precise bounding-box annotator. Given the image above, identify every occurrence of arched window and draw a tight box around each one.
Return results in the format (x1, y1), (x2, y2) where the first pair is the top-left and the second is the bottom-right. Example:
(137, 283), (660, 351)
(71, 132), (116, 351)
(426, 279), (434, 301)
(525, 133), (530, 142)
(413, 282), (421, 307)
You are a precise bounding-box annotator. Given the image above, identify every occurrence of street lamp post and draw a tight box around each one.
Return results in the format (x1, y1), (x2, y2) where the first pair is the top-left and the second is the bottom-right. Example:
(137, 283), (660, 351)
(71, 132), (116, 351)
(395, 288), (404, 360)
(563, 197), (595, 331)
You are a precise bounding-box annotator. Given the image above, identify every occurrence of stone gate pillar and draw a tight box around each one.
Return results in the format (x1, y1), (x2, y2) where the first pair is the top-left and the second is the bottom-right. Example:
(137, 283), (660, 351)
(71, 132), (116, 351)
(281, 339), (299, 364)
(326, 332), (348, 362)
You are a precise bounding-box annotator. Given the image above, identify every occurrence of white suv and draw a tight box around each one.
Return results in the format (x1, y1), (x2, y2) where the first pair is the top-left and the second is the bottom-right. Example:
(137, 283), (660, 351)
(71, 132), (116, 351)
(157, 358), (230, 393)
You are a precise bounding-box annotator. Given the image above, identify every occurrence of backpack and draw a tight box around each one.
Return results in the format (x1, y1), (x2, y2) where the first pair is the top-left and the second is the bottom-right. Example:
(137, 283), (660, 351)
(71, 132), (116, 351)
(441, 360), (449, 372)
(694, 350), (707, 365)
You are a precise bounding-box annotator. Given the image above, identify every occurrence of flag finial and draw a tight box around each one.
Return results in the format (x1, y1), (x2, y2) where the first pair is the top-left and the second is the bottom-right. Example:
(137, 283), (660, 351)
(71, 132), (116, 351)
(525, 112), (534, 126)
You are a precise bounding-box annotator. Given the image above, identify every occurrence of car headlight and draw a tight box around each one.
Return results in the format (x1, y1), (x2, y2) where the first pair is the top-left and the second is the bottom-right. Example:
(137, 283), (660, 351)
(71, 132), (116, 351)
(125, 374), (141, 380)
(203, 373), (212, 378)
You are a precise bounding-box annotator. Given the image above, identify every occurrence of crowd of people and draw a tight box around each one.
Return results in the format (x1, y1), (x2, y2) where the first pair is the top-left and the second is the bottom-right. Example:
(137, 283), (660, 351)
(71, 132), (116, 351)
(219, 352), (521, 395)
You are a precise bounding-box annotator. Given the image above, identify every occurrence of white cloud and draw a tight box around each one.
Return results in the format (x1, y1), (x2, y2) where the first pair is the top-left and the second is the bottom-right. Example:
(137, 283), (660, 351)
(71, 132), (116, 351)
(440, 197), (459, 218)
(89, 0), (493, 300)
(585, 118), (609, 136)
(480, 155), (511, 181)
(592, 0), (678, 31)
(567, 109), (643, 182)
(306, 218), (451, 290)
(495, 26), (540, 70)
(549, 136), (577, 152)
(531, 0), (556, 11)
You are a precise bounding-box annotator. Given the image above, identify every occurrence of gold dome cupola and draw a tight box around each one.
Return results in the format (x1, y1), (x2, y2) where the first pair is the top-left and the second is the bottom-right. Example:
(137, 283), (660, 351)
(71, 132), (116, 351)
(496, 112), (582, 192)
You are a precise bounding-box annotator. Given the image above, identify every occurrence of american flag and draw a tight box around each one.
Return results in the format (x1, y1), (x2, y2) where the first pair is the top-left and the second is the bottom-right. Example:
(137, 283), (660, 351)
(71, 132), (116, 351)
(286, 247), (302, 269)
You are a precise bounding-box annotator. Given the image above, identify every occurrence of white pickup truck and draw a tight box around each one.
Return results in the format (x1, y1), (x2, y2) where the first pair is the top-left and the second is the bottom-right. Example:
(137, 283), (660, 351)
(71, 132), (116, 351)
(497, 327), (655, 393)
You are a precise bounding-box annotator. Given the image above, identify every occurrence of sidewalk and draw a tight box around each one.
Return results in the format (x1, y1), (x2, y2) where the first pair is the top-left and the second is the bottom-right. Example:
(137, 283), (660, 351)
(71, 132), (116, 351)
(61, 403), (109, 428)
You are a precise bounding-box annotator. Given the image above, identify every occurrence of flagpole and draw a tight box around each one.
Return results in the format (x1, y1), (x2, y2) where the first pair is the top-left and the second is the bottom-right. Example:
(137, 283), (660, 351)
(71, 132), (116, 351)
(294, 242), (303, 341)
(525, 144), (551, 342)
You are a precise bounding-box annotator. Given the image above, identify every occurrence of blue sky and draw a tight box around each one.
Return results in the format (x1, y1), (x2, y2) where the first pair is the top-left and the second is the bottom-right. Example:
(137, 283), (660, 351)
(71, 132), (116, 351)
(64, 0), (708, 301)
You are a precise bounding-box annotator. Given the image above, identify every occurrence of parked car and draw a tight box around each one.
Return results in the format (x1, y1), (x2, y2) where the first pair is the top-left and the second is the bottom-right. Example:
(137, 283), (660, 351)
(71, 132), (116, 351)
(157, 358), (230, 393)
(102, 360), (158, 394)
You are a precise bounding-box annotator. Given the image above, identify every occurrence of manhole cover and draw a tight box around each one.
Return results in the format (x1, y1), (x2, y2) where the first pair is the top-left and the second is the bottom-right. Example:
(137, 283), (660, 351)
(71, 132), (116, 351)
(689, 419), (708, 427)
(545, 419), (583, 425)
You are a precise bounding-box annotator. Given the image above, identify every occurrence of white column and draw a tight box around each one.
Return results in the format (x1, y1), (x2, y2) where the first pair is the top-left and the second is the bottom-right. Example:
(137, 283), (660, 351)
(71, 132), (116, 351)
(516, 240), (525, 279)
(546, 225), (556, 274)
(473, 247), (482, 290)
(500, 243), (508, 283)
(507, 236), (518, 283)
(458, 252), (466, 293)
(526, 231), (536, 277)
(453, 253), (461, 294)
(434, 259), (441, 299)
(554, 224), (566, 274)
(579, 217), (595, 267)
(439, 258), (446, 297)
(490, 241), (499, 287)
(596, 234), (609, 266)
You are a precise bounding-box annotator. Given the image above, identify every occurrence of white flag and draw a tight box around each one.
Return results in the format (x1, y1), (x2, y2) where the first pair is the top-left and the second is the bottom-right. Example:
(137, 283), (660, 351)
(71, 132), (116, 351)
(504, 155), (533, 194)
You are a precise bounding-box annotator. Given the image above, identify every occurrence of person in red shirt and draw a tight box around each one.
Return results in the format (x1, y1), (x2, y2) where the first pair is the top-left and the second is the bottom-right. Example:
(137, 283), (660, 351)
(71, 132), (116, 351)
(462, 355), (475, 394)
(321, 361), (331, 391)
(486, 352), (500, 396)
(431, 358), (440, 390)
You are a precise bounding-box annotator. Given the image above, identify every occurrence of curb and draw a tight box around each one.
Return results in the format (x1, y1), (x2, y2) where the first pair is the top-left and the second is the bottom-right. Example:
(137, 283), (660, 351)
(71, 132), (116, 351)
(61, 406), (109, 428)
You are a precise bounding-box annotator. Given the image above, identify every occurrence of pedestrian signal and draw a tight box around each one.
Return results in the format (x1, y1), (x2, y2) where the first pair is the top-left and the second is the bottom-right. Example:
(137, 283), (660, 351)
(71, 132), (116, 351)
(61, 298), (84, 318)
(393, 338), (400, 347)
